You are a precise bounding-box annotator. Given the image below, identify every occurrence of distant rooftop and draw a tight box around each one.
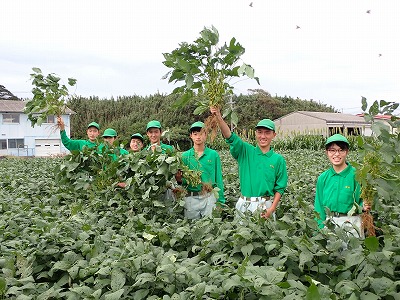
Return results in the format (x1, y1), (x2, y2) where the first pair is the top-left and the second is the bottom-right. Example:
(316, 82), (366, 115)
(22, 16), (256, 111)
(297, 111), (367, 124)
(0, 100), (74, 114)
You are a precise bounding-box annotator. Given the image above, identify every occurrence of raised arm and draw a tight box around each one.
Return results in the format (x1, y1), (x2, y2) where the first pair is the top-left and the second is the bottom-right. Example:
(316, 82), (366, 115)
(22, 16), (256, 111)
(210, 106), (231, 139)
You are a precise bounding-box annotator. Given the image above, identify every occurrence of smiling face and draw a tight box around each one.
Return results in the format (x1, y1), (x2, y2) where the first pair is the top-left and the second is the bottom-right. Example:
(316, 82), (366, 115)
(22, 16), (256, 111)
(325, 142), (349, 171)
(87, 127), (100, 142)
(146, 128), (161, 145)
(190, 129), (206, 146)
(130, 138), (143, 152)
(255, 127), (276, 152)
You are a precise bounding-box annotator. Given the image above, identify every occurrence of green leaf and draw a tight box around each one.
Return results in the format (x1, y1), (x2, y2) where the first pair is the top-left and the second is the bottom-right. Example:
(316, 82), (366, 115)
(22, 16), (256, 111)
(177, 58), (191, 72)
(133, 273), (155, 287)
(111, 268), (126, 291)
(0, 277), (6, 294)
(369, 100), (379, 116)
(223, 275), (242, 290)
(241, 244), (254, 256)
(306, 283), (321, 300)
(230, 111), (238, 127)
(200, 26), (219, 45)
(193, 105), (208, 115)
(361, 96), (368, 111)
(68, 78), (77, 86)
(299, 250), (313, 271)
(172, 91), (193, 108)
(185, 74), (194, 88)
(244, 65), (255, 78)
(104, 289), (125, 300)
(132, 289), (149, 300)
(360, 291), (380, 300)
(32, 67), (42, 73)
(370, 277), (395, 296)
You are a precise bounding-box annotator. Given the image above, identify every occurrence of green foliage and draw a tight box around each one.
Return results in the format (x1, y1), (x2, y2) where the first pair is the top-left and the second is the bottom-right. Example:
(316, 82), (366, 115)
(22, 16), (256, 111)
(162, 26), (259, 125)
(353, 98), (400, 223)
(1, 147), (399, 298)
(64, 91), (336, 149)
(24, 67), (77, 127)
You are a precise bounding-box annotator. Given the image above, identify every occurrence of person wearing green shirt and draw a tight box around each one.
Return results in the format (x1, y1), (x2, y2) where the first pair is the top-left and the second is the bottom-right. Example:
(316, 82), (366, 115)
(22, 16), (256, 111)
(57, 116), (100, 151)
(175, 121), (225, 219)
(314, 134), (370, 237)
(211, 107), (288, 219)
(145, 120), (174, 153)
(99, 128), (129, 160)
(145, 120), (175, 202)
(129, 133), (144, 152)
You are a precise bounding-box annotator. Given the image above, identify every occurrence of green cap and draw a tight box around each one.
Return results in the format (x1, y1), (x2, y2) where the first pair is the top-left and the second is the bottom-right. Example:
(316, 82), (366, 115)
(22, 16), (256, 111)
(146, 120), (161, 131)
(87, 122), (100, 130)
(131, 133), (144, 142)
(102, 128), (117, 137)
(190, 121), (205, 132)
(256, 119), (275, 131)
(326, 134), (349, 145)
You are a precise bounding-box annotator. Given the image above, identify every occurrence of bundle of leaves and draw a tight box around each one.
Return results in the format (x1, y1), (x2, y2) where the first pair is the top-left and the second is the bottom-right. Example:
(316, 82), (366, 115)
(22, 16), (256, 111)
(353, 98), (400, 237)
(162, 25), (259, 141)
(24, 67), (77, 127)
(55, 145), (206, 222)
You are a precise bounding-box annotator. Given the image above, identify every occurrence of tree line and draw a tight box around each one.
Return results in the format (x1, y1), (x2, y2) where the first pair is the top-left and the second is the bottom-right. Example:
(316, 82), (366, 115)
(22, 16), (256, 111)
(66, 90), (336, 148)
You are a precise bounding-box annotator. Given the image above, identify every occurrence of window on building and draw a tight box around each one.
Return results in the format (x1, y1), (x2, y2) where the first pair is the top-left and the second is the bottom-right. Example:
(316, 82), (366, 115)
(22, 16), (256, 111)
(2, 113), (20, 124)
(8, 139), (25, 149)
(45, 115), (55, 123)
(347, 127), (362, 136)
(0, 140), (6, 150)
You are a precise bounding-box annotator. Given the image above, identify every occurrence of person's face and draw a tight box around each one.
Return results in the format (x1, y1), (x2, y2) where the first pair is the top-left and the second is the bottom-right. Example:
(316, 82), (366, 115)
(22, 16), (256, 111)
(326, 143), (348, 168)
(255, 128), (276, 150)
(146, 128), (161, 144)
(130, 138), (143, 152)
(190, 129), (206, 146)
(87, 127), (100, 142)
(103, 136), (116, 145)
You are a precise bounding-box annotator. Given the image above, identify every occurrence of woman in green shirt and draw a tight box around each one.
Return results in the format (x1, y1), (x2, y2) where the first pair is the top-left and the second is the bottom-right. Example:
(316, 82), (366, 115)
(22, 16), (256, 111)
(314, 134), (370, 237)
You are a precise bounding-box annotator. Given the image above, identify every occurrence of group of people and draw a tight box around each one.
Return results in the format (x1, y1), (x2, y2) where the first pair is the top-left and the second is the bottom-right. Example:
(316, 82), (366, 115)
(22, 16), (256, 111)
(57, 107), (369, 237)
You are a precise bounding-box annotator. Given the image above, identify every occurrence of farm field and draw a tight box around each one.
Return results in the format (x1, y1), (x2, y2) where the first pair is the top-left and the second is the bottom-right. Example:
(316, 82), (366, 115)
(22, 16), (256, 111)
(0, 150), (399, 299)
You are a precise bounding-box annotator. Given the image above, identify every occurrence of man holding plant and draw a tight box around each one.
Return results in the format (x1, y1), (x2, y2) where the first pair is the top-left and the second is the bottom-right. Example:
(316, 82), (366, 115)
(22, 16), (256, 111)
(210, 107), (287, 219)
(314, 134), (370, 237)
(175, 121), (225, 219)
(57, 116), (100, 151)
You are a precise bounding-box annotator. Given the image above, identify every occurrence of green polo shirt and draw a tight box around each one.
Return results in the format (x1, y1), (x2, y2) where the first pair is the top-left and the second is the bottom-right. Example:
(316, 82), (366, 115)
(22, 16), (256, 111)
(146, 142), (174, 154)
(60, 130), (96, 151)
(181, 147), (225, 203)
(314, 163), (362, 228)
(225, 133), (287, 198)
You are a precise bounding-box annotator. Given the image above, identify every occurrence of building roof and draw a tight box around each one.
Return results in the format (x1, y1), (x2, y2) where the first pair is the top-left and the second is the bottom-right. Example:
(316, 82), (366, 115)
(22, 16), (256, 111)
(0, 100), (74, 114)
(276, 111), (368, 124)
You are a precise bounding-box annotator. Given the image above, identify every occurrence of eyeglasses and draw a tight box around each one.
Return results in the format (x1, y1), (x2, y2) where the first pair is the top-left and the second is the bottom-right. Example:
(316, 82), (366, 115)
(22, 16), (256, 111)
(327, 148), (347, 155)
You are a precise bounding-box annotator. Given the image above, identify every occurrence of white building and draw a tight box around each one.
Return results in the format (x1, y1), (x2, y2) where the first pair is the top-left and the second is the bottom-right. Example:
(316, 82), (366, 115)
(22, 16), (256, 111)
(0, 100), (73, 157)
(274, 111), (372, 138)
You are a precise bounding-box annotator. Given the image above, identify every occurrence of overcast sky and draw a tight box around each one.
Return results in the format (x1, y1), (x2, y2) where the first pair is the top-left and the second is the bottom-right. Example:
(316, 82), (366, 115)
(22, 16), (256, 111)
(1, 0), (399, 114)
